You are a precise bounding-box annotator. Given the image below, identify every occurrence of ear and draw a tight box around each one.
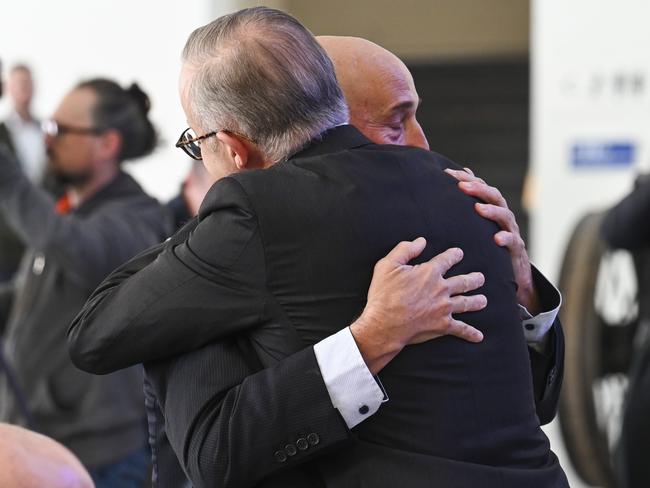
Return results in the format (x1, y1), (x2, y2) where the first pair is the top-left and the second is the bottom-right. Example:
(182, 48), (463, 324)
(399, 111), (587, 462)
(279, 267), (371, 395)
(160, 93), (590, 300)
(216, 131), (264, 170)
(99, 129), (123, 161)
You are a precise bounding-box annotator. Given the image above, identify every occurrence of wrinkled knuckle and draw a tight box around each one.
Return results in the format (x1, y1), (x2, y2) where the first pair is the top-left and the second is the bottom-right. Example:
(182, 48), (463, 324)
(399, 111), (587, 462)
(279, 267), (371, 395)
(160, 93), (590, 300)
(441, 316), (453, 331)
(443, 298), (454, 315)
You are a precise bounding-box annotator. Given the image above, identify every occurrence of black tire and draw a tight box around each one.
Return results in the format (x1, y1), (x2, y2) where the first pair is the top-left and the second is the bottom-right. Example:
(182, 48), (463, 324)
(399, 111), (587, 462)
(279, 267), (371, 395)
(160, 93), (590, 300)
(558, 212), (638, 488)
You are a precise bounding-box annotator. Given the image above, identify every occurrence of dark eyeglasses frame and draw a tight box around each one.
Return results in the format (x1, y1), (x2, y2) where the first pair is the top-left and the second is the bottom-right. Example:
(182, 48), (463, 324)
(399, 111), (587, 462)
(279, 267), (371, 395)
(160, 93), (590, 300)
(175, 128), (217, 161)
(175, 127), (257, 161)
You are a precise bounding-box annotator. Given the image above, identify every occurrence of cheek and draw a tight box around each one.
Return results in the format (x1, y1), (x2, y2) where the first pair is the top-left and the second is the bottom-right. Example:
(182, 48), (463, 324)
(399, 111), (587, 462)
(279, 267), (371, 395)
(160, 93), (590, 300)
(361, 125), (400, 146)
(201, 154), (229, 182)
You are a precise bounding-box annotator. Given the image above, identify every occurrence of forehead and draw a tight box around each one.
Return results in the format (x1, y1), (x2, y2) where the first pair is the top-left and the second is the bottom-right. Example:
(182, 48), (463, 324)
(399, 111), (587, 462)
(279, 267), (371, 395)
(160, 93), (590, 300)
(10, 69), (31, 81)
(373, 61), (418, 115)
(54, 88), (96, 125)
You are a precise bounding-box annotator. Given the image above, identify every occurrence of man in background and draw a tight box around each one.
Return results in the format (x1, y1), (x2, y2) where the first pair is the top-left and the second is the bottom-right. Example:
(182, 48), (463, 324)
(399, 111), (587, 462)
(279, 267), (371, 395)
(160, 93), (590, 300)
(167, 160), (216, 229)
(0, 64), (46, 283)
(1, 64), (45, 183)
(0, 78), (172, 487)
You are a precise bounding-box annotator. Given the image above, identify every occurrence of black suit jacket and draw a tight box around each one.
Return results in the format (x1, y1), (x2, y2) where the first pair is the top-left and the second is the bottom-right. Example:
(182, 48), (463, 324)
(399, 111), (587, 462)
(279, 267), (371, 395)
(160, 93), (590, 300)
(69, 126), (567, 487)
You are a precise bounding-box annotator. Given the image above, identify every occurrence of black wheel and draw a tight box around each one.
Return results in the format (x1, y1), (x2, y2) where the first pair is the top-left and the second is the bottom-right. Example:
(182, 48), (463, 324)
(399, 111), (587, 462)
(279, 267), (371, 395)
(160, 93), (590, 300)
(558, 212), (638, 488)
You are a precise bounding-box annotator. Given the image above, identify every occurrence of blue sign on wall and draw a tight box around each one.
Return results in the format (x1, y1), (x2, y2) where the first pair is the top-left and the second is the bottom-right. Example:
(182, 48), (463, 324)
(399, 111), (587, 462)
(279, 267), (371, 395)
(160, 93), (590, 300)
(571, 142), (636, 168)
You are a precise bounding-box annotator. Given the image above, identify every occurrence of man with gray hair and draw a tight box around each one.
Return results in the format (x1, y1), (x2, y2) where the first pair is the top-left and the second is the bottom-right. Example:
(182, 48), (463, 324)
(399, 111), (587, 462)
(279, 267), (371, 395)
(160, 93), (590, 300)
(70, 7), (567, 488)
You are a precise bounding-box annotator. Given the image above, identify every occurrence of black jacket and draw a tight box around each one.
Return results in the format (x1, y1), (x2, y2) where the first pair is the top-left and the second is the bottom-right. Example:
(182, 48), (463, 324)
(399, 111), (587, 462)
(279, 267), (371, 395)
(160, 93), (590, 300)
(0, 146), (173, 468)
(69, 126), (567, 487)
(0, 127), (26, 282)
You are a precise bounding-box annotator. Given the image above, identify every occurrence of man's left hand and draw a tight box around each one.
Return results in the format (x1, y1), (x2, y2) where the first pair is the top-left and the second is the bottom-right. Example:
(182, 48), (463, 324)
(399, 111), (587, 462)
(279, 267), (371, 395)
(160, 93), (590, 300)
(444, 167), (540, 315)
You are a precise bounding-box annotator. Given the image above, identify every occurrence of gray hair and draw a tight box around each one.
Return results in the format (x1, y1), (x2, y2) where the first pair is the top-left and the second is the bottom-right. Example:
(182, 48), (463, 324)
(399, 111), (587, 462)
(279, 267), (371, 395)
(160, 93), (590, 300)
(182, 7), (349, 163)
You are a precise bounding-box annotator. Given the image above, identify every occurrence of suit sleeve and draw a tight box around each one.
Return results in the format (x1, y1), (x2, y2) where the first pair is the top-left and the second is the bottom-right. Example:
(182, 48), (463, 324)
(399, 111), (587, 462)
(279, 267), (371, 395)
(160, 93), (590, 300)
(146, 338), (350, 488)
(526, 267), (565, 424)
(529, 318), (564, 425)
(68, 177), (267, 374)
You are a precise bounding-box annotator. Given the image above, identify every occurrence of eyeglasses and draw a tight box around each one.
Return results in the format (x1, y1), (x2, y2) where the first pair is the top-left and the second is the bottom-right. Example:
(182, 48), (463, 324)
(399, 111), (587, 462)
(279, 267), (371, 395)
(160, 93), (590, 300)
(42, 119), (106, 138)
(175, 127), (217, 161)
(175, 127), (257, 161)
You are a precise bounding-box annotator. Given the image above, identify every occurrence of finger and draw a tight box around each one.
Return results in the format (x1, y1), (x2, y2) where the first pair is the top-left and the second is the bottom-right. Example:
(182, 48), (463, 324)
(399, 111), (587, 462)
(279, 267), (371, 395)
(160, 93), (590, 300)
(446, 272), (485, 295)
(475, 203), (517, 232)
(383, 237), (427, 266)
(494, 230), (514, 248)
(427, 247), (464, 275)
(462, 167), (475, 176)
(444, 168), (476, 183)
(446, 319), (484, 343)
(460, 183), (507, 208)
(449, 294), (488, 314)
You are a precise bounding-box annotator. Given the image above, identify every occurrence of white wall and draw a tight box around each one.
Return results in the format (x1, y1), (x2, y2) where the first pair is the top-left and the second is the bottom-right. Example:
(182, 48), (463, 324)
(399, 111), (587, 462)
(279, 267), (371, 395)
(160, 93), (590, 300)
(531, 0), (650, 280)
(0, 0), (237, 201)
(531, 1), (650, 487)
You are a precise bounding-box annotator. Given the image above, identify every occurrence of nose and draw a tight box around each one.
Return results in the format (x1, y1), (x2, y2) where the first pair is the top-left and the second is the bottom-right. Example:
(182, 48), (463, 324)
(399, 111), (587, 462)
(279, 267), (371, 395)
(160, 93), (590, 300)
(405, 120), (429, 150)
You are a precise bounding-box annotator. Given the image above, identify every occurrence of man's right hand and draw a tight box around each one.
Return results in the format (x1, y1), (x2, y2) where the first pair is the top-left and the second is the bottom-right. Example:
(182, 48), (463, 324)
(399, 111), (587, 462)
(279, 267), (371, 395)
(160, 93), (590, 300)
(350, 237), (486, 374)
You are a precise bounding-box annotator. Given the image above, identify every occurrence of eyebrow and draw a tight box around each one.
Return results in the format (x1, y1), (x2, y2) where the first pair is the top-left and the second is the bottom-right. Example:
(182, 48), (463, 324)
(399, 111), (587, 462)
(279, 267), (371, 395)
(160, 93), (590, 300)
(385, 97), (422, 117)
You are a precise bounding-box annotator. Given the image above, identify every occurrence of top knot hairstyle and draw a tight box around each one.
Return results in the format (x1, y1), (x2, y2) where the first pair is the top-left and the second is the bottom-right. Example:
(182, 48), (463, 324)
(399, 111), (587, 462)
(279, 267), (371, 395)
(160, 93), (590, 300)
(182, 6), (349, 163)
(76, 78), (157, 163)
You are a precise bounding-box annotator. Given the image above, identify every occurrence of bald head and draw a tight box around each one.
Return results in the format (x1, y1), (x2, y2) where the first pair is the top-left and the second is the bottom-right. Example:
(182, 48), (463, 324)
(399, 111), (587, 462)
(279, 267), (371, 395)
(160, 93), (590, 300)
(0, 423), (94, 488)
(318, 36), (428, 149)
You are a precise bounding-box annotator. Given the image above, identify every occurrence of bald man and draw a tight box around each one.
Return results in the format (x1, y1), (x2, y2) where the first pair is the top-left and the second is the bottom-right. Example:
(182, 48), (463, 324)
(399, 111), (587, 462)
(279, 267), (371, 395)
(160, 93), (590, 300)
(319, 35), (563, 422)
(0, 423), (94, 488)
(319, 35), (428, 150)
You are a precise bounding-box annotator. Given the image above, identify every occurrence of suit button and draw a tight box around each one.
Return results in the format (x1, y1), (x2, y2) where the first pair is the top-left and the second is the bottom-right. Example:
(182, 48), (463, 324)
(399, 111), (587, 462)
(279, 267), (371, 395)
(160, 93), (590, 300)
(285, 444), (297, 456)
(296, 438), (309, 450)
(274, 450), (287, 463)
(307, 433), (320, 446)
(358, 404), (369, 415)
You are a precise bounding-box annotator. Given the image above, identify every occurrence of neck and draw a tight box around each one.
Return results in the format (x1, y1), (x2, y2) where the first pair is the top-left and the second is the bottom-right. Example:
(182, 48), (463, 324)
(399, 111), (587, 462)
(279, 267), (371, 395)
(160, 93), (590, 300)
(14, 106), (32, 123)
(67, 164), (120, 208)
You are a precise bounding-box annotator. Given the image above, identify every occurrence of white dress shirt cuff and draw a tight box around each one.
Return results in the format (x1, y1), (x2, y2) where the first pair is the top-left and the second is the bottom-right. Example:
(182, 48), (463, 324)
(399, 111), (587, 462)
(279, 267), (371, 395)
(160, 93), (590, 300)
(520, 265), (563, 351)
(314, 327), (387, 429)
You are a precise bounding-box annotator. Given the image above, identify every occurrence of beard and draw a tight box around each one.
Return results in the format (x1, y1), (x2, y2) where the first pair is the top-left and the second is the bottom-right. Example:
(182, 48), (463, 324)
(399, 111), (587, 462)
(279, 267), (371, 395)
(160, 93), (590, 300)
(46, 153), (94, 187)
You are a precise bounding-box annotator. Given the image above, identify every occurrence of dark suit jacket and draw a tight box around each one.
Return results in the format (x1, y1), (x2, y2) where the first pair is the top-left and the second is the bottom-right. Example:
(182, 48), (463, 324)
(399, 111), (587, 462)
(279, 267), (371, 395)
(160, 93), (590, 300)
(69, 126), (567, 487)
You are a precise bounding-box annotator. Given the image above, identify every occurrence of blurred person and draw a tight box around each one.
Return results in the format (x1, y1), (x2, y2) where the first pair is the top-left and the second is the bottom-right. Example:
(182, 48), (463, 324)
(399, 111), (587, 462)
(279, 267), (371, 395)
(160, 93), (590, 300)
(69, 8), (567, 488)
(2, 64), (45, 183)
(0, 78), (172, 488)
(0, 64), (44, 283)
(167, 160), (216, 228)
(0, 423), (94, 488)
(601, 174), (650, 488)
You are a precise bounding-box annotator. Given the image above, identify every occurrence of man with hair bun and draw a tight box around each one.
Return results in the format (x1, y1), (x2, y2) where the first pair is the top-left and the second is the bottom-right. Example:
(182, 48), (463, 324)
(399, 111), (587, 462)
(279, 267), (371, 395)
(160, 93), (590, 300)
(0, 78), (172, 487)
